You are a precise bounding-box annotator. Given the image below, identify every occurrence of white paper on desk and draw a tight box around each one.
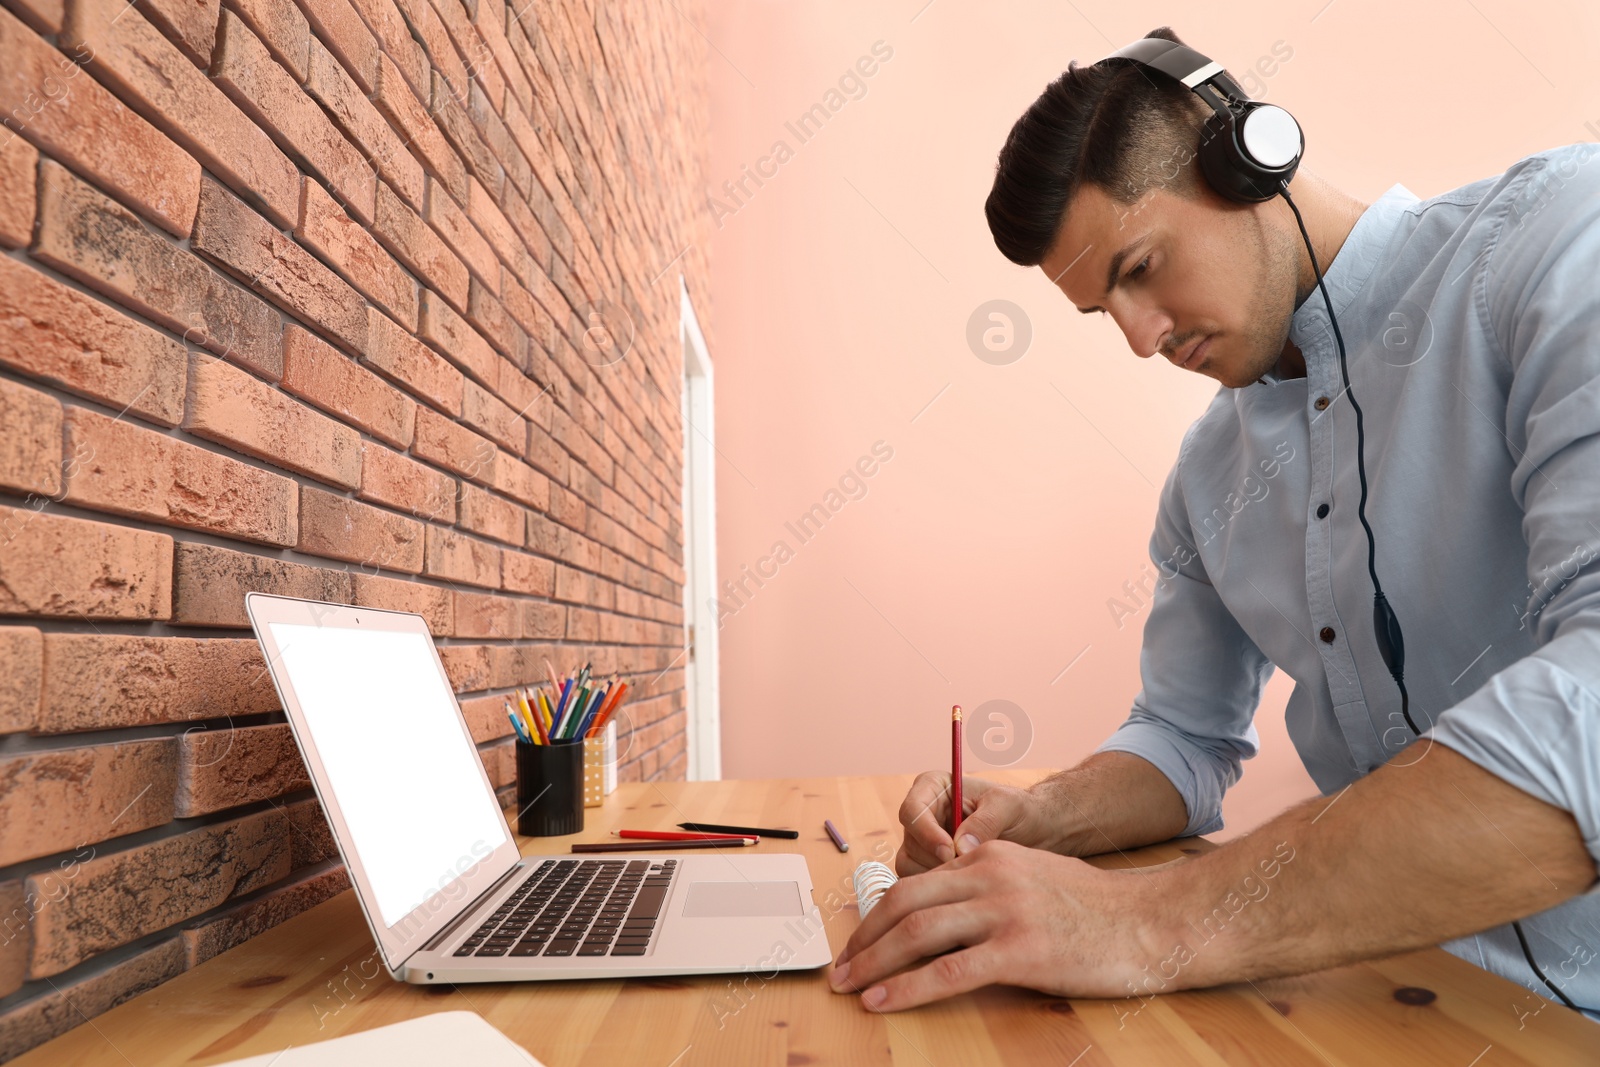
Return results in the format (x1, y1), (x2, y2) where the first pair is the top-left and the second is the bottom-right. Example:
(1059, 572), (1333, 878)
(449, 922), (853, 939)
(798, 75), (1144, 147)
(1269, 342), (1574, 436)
(212, 1011), (545, 1066)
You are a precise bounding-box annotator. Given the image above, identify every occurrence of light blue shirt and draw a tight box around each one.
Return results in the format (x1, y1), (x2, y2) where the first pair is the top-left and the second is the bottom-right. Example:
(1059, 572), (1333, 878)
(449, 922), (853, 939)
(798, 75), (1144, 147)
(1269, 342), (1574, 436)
(1095, 141), (1600, 1017)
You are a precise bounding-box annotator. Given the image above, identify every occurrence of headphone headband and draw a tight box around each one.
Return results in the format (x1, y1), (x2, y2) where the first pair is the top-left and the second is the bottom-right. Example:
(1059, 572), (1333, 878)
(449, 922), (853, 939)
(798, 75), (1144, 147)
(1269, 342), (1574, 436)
(1100, 37), (1303, 204)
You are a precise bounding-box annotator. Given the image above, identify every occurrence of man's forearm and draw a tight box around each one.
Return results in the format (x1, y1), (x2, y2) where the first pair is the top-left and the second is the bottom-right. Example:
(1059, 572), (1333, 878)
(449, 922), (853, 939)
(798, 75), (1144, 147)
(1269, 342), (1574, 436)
(1027, 751), (1191, 857)
(1136, 740), (1597, 991)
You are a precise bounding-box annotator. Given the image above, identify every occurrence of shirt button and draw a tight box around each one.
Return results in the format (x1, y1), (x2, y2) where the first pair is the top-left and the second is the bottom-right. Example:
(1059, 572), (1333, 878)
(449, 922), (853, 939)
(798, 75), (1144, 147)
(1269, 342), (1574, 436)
(1314, 396), (1331, 410)
(1316, 503), (1329, 518)
(1319, 626), (1336, 643)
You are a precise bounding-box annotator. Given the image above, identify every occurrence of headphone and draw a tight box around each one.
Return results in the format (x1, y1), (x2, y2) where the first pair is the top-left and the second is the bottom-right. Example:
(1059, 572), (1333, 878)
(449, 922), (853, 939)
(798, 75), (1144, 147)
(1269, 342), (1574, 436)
(1100, 35), (1584, 1015)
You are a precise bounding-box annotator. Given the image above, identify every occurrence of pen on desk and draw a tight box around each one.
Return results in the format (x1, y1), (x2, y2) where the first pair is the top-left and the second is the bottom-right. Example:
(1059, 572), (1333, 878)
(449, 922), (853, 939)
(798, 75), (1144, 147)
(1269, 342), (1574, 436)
(677, 822), (800, 839)
(952, 704), (963, 836)
(824, 819), (849, 853)
(616, 830), (756, 843)
(573, 838), (752, 853)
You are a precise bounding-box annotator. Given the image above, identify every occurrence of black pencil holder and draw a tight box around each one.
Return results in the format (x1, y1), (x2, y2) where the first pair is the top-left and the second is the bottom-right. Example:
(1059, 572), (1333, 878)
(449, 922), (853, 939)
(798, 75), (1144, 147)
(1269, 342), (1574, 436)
(515, 739), (585, 837)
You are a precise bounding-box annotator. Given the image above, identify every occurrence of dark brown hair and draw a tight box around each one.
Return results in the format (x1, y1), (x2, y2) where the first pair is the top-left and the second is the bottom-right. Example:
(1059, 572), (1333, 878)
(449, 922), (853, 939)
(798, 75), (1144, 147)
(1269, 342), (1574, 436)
(983, 26), (1215, 267)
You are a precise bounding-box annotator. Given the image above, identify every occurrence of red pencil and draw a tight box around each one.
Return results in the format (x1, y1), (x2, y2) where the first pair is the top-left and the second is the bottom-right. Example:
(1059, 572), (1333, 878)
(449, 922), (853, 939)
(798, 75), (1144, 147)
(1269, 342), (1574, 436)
(952, 705), (963, 836)
(616, 829), (756, 843)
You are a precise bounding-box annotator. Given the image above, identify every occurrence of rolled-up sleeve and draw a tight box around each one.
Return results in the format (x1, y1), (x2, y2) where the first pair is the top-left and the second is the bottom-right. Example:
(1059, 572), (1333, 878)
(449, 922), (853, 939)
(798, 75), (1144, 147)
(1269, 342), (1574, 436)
(1428, 148), (1600, 877)
(1095, 446), (1276, 837)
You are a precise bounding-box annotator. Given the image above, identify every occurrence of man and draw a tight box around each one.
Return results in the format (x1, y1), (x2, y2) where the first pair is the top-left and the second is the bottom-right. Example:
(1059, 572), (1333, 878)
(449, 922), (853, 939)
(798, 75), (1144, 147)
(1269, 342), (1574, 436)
(828, 26), (1600, 1018)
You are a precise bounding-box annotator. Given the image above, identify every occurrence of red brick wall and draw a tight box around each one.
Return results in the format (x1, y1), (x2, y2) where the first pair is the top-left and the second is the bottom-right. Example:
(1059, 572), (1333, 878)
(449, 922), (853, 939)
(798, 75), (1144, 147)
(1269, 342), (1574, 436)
(0, 0), (708, 1055)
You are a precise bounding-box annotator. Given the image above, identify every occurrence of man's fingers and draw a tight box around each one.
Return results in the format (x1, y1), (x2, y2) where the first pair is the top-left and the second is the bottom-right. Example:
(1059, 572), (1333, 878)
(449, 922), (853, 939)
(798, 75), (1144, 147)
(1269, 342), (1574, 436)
(898, 773), (956, 862)
(858, 945), (1002, 1013)
(829, 901), (990, 997)
(837, 862), (974, 966)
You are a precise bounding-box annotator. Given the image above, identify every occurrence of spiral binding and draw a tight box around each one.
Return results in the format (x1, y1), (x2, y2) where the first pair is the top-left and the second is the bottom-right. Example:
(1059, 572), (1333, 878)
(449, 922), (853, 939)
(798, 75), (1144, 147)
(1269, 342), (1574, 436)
(852, 861), (898, 919)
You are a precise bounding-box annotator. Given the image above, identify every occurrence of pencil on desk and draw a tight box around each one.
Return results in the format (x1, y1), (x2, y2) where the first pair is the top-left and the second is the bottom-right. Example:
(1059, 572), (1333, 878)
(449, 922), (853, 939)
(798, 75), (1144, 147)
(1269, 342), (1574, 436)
(952, 704), (963, 836)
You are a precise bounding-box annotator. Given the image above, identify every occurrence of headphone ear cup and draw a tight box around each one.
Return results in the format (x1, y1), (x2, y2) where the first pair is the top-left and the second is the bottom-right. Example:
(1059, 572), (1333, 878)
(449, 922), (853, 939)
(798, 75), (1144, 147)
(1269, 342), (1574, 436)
(1197, 110), (1264, 204)
(1198, 104), (1304, 204)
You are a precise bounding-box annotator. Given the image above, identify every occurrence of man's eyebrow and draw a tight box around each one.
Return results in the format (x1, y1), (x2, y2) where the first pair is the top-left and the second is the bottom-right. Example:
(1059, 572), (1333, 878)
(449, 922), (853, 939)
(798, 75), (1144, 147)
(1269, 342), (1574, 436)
(1074, 232), (1152, 314)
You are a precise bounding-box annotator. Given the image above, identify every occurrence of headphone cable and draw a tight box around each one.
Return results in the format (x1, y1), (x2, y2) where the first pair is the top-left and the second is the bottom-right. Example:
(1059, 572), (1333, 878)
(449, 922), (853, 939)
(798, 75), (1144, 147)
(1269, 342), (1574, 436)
(1274, 179), (1579, 1013)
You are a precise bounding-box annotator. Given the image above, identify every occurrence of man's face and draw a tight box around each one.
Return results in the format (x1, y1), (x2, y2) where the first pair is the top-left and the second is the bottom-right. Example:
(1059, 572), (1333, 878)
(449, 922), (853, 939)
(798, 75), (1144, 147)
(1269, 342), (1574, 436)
(1041, 181), (1301, 388)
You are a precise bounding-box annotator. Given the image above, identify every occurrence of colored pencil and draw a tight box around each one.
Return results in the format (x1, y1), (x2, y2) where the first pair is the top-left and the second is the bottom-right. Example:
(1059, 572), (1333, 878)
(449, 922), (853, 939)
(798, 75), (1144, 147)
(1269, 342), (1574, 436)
(952, 704), (964, 835)
(677, 822), (799, 839)
(617, 829), (754, 842)
(572, 838), (752, 853)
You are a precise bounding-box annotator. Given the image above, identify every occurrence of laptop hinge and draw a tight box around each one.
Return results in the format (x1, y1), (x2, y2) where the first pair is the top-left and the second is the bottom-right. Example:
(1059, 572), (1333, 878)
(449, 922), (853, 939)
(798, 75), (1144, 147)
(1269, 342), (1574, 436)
(417, 861), (526, 954)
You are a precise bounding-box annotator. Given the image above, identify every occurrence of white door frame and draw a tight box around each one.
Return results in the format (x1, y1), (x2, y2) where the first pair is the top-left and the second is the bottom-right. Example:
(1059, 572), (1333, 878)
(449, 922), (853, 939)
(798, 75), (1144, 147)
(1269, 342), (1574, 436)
(679, 277), (722, 780)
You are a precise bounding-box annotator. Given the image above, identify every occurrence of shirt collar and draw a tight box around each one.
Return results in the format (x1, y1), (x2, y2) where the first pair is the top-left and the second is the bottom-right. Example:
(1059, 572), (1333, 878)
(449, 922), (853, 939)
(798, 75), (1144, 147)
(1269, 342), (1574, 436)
(1270, 182), (1421, 379)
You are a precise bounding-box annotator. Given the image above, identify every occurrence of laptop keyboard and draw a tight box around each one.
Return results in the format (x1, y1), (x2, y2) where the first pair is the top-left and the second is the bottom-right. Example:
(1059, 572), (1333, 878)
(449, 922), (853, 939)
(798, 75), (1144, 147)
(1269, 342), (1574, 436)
(453, 858), (677, 959)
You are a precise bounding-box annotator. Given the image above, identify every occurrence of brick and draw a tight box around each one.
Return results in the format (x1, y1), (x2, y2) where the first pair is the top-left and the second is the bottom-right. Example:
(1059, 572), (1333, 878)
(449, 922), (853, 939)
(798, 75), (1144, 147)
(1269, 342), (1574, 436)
(458, 482), (522, 546)
(412, 406), (496, 483)
(177, 723), (310, 816)
(371, 181), (469, 312)
(0, 506), (171, 619)
(459, 692), (513, 744)
(424, 173), (497, 288)
(225, 0), (311, 82)
(345, 0), (425, 96)
(488, 450), (550, 511)
(285, 328), (413, 450)
(372, 52), (467, 202)
(461, 380), (526, 454)
(27, 808), (291, 977)
(0, 257), (187, 425)
(424, 525), (501, 588)
(297, 485), (424, 574)
(520, 599), (563, 639)
(0, 939), (185, 1062)
(438, 643), (490, 689)
(62, 0), (299, 229)
(63, 407), (298, 546)
(283, 796), (336, 867)
(0, 627), (42, 734)
(501, 551), (554, 597)
(0, 879), (25, 999)
(466, 174), (521, 271)
(0, 376), (61, 497)
(525, 424), (568, 489)
(363, 307), (464, 415)
(468, 276), (528, 365)
(0, 739), (177, 866)
(360, 441), (455, 521)
(290, 0), (376, 91)
(429, 63), (500, 188)
(0, 133), (36, 248)
(0, 8), (199, 237)
(184, 353), (361, 488)
(305, 38), (423, 210)
(135, 0), (221, 65)
(349, 572), (452, 634)
(173, 541), (353, 627)
(40, 634), (276, 731)
(213, 11), (375, 226)
(297, 180), (417, 330)
(182, 864), (348, 967)
(453, 589), (517, 639)
(33, 159), (282, 380)
(192, 177), (367, 355)
(1, 0), (61, 31)
(419, 289), (499, 388)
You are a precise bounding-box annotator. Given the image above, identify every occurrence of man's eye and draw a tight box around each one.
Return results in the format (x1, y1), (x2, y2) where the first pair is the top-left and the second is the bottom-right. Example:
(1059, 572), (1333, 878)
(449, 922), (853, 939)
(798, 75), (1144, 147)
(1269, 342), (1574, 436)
(1128, 256), (1151, 280)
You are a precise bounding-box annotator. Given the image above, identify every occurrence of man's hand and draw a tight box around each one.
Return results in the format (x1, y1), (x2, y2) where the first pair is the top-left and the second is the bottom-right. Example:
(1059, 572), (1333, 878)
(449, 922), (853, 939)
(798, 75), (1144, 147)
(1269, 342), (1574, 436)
(830, 839), (1153, 1011)
(896, 772), (1050, 875)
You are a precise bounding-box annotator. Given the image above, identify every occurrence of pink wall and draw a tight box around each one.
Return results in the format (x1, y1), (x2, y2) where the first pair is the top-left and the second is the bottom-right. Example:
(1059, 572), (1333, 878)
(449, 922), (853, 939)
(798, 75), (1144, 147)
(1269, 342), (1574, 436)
(704, 1), (1600, 839)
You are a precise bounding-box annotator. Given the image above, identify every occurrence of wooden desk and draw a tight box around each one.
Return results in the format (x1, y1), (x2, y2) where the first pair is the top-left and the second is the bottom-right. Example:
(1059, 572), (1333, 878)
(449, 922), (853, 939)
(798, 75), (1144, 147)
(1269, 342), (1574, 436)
(15, 770), (1600, 1065)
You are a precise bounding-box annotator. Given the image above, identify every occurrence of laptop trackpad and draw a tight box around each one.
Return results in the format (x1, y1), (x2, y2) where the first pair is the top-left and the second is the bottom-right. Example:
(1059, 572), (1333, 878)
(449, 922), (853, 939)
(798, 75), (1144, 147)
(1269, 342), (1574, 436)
(681, 881), (804, 917)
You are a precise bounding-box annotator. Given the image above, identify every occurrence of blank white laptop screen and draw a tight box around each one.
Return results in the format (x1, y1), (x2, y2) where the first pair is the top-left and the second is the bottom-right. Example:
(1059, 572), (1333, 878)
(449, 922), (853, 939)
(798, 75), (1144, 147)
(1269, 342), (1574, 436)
(267, 622), (508, 927)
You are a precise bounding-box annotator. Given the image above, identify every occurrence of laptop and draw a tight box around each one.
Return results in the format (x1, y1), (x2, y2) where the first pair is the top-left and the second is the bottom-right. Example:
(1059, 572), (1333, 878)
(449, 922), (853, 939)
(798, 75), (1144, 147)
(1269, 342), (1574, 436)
(245, 592), (833, 984)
